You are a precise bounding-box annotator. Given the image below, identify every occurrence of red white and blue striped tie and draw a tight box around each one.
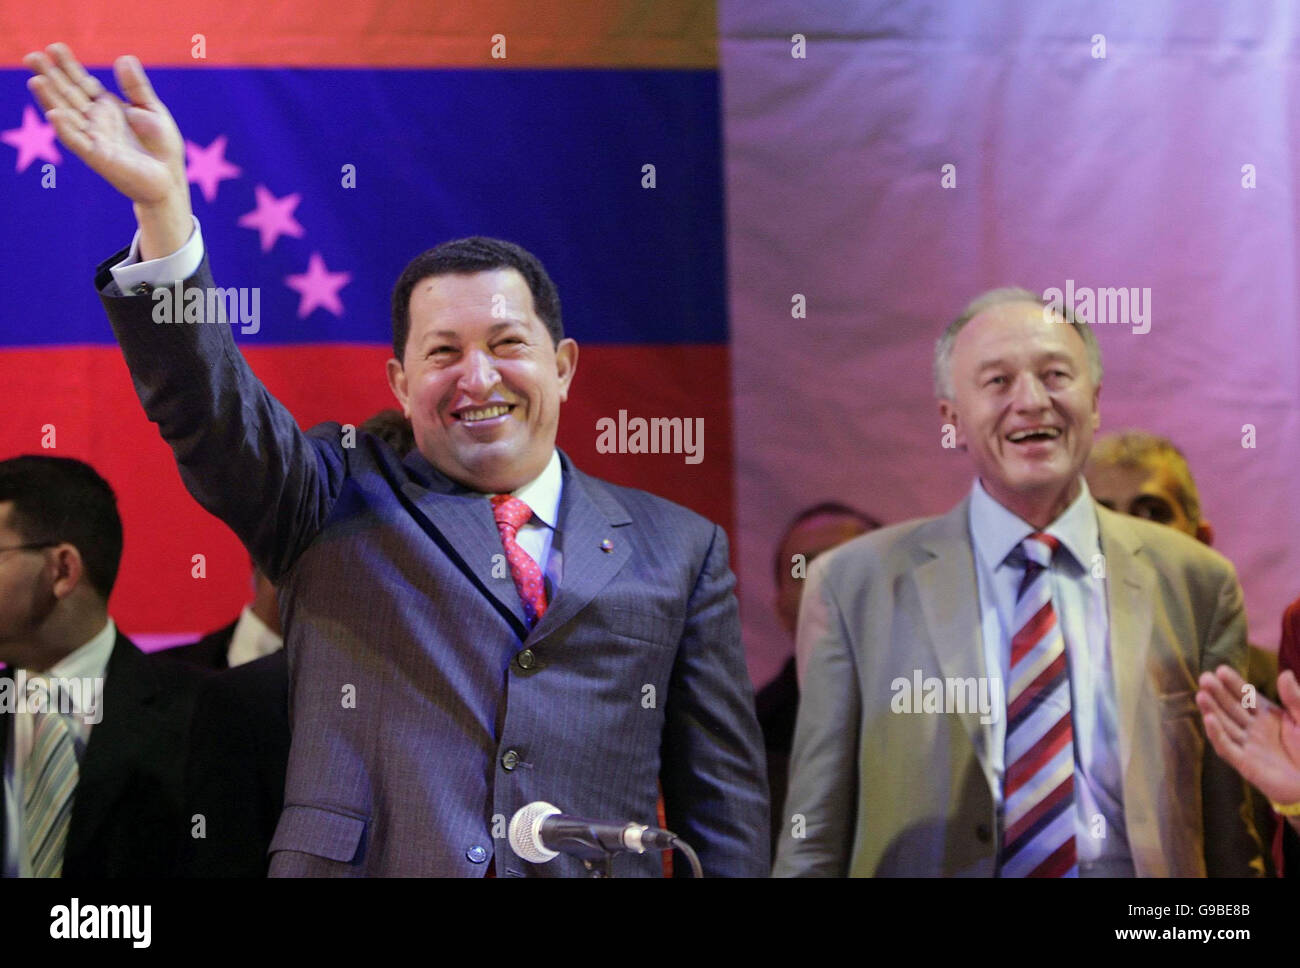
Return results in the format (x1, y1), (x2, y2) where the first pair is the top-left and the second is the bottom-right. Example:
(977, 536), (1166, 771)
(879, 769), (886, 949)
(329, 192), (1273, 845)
(1000, 532), (1078, 878)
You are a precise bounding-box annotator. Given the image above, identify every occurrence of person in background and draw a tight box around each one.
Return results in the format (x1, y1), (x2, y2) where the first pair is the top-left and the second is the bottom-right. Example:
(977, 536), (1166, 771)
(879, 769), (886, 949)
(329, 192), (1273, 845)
(758, 502), (879, 850)
(167, 563), (281, 670)
(1198, 663), (1300, 877)
(359, 408), (415, 457)
(1086, 429), (1281, 872)
(0, 455), (203, 877)
(1266, 597), (1300, 874)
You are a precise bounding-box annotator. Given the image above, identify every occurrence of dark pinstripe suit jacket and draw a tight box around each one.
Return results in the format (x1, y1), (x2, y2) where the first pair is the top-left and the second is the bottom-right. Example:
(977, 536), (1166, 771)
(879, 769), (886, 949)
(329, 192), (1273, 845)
(97, 250), (769, 877)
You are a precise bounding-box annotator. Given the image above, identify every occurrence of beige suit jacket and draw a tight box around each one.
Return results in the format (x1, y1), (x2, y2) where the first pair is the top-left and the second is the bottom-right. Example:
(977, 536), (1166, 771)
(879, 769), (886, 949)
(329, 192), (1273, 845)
(772, 496), (1263, 877)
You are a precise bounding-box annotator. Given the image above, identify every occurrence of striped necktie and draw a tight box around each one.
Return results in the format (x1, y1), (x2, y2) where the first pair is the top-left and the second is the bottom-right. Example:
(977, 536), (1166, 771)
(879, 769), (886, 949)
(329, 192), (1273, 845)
(23, 681), (80, 878)
(999, 532), (1078, 878)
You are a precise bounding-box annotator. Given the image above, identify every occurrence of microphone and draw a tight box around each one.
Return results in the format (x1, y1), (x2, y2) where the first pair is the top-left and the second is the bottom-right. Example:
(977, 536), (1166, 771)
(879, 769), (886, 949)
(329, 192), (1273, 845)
(508, 801), (677, 864)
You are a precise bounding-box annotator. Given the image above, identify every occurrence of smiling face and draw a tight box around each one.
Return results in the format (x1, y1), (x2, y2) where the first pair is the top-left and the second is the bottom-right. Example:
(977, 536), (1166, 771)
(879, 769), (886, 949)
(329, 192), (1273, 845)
(386, 269), (578, 494)
(939, 300), (1100, 527)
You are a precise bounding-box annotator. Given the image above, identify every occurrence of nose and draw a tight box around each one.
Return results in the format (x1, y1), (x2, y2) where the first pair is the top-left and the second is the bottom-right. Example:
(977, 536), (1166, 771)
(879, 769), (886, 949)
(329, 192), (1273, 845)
(455, 347), (500, 399)
(1009, 371), (1050, 411)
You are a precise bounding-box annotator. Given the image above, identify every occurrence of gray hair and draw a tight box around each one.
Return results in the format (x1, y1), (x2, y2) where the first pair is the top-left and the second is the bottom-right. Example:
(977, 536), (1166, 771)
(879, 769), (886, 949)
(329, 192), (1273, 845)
(933, 286), (1103, 398)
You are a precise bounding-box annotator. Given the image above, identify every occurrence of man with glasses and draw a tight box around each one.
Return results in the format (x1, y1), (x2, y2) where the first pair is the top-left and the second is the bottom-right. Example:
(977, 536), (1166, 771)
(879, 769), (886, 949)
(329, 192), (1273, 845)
(0, 456), (204, 877)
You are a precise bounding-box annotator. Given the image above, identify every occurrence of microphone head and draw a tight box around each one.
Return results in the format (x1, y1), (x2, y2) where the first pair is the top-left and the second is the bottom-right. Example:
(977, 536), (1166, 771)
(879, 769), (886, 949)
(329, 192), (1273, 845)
(508, 801), (563, 863)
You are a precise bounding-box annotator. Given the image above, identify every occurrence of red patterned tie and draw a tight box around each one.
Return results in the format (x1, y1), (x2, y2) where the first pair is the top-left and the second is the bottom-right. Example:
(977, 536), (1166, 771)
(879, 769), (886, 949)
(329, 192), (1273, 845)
(491, 495), (548, 628)
(1000, 532), (1078, 878)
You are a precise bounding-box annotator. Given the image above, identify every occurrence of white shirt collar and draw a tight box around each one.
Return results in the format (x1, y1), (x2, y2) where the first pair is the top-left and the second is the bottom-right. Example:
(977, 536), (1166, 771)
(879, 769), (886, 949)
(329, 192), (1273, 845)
(969, 476), (1099, 571)
(502, 450), (562, 530)
(34, 617), (116, 682)
(226, 605), (284, 667)
(21, 617), (115, 718)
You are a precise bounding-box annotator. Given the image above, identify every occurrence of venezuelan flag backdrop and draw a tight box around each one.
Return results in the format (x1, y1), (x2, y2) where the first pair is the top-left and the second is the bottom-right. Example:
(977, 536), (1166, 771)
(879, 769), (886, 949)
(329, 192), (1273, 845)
(0, 1), (731, 649)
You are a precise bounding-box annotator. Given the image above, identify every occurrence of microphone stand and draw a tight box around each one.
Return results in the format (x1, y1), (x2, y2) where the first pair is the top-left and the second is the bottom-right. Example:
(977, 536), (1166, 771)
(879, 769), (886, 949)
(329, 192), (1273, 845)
(555, 832), (619, 878)
(583, 855), (615, 878)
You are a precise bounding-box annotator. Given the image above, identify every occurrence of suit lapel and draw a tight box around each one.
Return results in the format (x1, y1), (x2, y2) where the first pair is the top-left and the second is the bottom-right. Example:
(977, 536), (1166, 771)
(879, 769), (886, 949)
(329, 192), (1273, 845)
(527, 457), (631, 646)
(913, 498), (998, 788)
(66, 633), (158, 867)
(1096, 508), (1154, 782)
(398, 450), (530, 635)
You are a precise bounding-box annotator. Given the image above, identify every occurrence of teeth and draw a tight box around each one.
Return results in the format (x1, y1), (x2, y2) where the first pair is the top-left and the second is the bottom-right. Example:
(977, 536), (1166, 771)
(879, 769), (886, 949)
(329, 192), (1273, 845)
(459, 405), (510, 422)
(1008, 427), (1061, 442)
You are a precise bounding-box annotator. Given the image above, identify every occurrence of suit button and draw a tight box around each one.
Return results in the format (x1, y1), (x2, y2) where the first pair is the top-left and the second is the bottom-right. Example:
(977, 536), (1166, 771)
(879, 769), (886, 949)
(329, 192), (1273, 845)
(467, 845), (488, 864)
(976, 823), (992, 843)
(501, 749), (519, 771)
(517, 649), (536, 669)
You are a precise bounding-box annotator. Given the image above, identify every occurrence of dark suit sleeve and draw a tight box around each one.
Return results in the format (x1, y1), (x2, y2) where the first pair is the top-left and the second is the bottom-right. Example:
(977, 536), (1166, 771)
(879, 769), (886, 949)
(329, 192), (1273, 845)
(1200, 563), (1266, 877)
(659, 524), (770, 876)
(95, 248), (346, 581)
(772, 554), (859, 876)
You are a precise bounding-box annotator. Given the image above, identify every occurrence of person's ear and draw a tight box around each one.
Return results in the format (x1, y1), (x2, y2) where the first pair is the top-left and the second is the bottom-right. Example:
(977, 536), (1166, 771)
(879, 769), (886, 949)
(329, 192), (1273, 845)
(554, 338), (579, 403)
(386, 358), (411, 419)
(938, 398), (965, 450)
(48, 543), (86, 600)
(1196, 520), (1215, 546)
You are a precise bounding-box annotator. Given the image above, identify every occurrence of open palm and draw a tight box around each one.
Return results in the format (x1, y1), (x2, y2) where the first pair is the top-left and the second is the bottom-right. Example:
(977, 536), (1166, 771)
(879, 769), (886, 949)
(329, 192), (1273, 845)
(1199, 667), (1300, 807)
(24, 42), (186, 207)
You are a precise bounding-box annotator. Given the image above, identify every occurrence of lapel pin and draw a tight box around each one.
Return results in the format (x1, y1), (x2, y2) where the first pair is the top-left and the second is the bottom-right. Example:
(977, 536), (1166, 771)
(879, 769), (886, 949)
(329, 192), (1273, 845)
(600, 538), (614, 553)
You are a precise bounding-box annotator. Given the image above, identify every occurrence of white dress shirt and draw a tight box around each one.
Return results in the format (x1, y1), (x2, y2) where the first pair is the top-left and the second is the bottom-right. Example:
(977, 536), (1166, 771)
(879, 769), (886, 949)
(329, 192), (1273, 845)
(226, 605), (284, 668)
(109, 216), (204, 291)
(3, 618), (116, 877)
(969, 477), (1133, 877)
(496, 450), (563, 594)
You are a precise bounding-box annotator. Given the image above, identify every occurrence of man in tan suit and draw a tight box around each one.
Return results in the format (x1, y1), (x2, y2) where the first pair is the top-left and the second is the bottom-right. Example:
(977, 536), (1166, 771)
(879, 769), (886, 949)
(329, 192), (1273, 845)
(774, 288), (1263, 877)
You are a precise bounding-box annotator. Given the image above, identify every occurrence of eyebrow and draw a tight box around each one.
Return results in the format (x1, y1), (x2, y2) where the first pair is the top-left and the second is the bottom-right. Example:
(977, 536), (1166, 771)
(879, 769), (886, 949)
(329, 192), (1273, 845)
(422, 321), (527, 344)
(975, 351), (1076, 373)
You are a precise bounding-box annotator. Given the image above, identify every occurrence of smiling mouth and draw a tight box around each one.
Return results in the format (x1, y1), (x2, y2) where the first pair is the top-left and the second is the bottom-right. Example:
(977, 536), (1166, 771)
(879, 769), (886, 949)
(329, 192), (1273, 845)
(453, 404), (516, 425)
(1006, 427), (1062, 443)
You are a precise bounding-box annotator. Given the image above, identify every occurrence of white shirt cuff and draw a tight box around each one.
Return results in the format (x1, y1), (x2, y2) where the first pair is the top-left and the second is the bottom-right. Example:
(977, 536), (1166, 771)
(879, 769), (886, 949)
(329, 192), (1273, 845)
(109, 216), (205, 291)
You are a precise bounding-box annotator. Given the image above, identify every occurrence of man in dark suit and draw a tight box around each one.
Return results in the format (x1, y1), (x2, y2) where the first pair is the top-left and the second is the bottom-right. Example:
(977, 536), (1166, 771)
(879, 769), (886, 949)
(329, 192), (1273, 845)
(27, 43), (768, 876)
(167, 564), (282, 670)
(181, 409), (410, 875)
(183, 649), (290, 877)
(0, 456), (202, 877)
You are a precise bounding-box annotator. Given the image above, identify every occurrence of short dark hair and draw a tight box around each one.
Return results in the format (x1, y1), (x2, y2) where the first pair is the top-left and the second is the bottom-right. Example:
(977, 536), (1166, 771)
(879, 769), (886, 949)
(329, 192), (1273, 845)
(773, 501), (882, 583)
(0, 456), (124, 599)
(390, 236), (564, 361)
(359, 408), (415, 457)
